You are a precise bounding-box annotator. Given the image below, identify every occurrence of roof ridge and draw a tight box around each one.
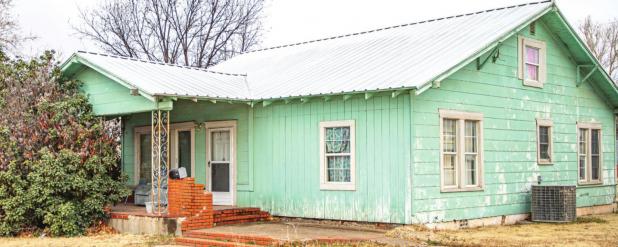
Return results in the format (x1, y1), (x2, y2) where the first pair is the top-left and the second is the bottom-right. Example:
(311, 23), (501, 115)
(76, 51), (247, 77)
(242, 0), (552, 55)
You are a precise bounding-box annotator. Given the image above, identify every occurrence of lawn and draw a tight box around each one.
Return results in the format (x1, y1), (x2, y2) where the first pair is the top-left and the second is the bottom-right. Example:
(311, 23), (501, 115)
(0, 234), (175, 247)
(388, 213), (618, 247)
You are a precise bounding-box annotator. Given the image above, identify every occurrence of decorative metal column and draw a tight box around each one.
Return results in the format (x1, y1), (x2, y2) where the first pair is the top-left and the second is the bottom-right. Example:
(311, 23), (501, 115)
(151, 110), (170, 214)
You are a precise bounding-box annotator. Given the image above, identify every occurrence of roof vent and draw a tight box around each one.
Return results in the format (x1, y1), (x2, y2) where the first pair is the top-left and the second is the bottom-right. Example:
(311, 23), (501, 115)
(531, 185), (576, 222)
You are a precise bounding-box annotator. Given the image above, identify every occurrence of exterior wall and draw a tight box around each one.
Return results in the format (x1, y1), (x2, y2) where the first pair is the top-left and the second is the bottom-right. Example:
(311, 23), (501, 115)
(239, 94), (412, 223)
(410, 22), (616, 224)
(122, 100), (250, 187)
(121, 95), (412, 224)
(75, 68), (156, 116)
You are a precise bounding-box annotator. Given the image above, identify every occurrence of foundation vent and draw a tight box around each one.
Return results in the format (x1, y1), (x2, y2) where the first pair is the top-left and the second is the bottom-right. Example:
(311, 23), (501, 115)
(531, 185), (576, 222)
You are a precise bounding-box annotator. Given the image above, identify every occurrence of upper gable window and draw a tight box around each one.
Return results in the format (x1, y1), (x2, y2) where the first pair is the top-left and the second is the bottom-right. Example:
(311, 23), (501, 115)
(518, 36), (546, 88)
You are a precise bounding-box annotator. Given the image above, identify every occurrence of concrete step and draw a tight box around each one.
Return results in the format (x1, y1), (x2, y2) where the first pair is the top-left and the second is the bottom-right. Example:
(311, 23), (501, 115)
(175, 237), (260, 247)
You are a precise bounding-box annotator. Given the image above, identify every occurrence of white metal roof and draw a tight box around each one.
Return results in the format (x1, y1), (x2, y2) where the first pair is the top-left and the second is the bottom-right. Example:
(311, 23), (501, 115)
(65, 1), (553, 101)
(70, 51), (251, 100)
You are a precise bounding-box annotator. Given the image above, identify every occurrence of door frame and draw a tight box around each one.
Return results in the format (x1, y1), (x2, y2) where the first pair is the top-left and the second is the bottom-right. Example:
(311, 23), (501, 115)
(204, 120), (237, 206)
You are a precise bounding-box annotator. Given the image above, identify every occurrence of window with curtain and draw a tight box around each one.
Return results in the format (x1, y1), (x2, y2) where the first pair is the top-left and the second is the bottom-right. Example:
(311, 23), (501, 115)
(320, 120), (355, 190)
(440, 110), (483, 191)
(518, 36), (546, 88)
(578, 123), (602, 184)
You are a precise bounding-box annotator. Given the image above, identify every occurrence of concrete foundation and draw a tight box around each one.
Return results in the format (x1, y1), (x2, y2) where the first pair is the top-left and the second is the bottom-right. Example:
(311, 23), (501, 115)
(425, 203), (617, 230)
(108, 215), (184, 236)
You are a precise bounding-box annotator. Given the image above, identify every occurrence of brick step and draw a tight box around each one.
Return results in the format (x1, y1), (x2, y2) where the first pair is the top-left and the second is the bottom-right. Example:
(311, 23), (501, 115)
(183, 231), (277, 246)
(214, 214), (269, 224)
(175, 237), (259, 247)
(213, 208), (262, 216)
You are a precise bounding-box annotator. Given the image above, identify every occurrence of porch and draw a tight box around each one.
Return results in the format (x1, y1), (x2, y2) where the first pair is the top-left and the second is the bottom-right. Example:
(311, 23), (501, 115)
(107, 178), (271, 236)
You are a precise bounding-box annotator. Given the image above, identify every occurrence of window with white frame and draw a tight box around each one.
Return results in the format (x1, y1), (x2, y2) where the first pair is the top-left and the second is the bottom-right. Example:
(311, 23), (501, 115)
(133, 122), (195, 185)
(439, 110), (483, 191)
(319, 120), (355, 190)
(578, 122), (602, 184)
(537, 119), (553, 164)
(518, 36), (546, 88)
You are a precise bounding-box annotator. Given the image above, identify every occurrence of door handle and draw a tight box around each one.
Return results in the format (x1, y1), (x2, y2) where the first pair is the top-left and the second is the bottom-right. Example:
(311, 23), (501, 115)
(208, 161), (211, 167)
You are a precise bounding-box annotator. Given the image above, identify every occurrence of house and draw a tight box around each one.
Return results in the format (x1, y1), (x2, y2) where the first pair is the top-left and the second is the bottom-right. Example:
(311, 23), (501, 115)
(61, 0), (618, 227)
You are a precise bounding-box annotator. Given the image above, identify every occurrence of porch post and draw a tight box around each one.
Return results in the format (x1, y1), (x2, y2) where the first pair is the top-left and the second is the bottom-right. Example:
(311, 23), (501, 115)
(151, 109), (170, 214)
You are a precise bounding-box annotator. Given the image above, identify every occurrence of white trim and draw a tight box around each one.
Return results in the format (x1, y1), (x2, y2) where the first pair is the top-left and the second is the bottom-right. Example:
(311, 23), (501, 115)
(577, 122), (603, 185)
(319, 120), (356, 191)
(518, 36), (547, 88)
(133, 122), (196, 185)
(439, 109), (484, 192)
(205, 120), (237, 206)
(536, 118), (553, 165)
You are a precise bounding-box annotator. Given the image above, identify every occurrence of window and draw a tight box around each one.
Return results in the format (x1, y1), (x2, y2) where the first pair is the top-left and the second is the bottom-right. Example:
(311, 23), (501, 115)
(319, 120), (355, 190)
(133, 122), (195, 185)
(578, 122), (602, 185)
(518, 36), (546, 88)
(536, 119), (553, 164)
(439, 110), (483, 192)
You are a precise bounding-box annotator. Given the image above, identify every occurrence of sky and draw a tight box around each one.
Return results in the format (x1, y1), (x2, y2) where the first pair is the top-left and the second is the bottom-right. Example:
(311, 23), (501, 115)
(11, 0), (618, 60)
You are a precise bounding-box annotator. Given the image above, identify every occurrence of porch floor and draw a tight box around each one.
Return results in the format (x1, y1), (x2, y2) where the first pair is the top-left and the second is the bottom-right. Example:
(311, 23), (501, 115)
(110, 204), (238, 218)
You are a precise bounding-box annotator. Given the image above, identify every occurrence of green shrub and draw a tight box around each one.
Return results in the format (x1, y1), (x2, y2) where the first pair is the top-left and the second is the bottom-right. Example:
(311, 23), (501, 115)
(0, 51), (129, 236)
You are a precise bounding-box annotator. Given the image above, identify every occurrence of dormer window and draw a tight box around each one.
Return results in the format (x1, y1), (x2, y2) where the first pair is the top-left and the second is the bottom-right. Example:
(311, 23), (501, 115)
(518, 36), (546, 88)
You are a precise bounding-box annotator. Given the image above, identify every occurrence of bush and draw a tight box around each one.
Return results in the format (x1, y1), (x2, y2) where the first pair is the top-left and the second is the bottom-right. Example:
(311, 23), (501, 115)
(0, 51), (130, 236)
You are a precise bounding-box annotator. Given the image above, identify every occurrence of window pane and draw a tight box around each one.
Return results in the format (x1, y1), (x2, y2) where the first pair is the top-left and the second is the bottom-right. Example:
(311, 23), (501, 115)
(327, 156), (351, 182)
(443, 154), (456, 186)
(443, 119), (457, 152)
(579, 156), (587, 180)
(178, 130), (192, 177)
(211, 163), (230, 192)
(591, 129), (600, 181)
(591, 130), (600, 155)
(591, 156), (600, 180)
(525, 64), (539, 81)
(525, 46), (539, 64)
(325, 127), (350, 153)
(465, 154), (477, 186)
(211, 130), (230, 161)
(465, 120), (477, 153)
(579, 128), (588, 181)
(139, 134), (152, 184)
(539, 126), (550, 160)
(579, 129), (588, 154)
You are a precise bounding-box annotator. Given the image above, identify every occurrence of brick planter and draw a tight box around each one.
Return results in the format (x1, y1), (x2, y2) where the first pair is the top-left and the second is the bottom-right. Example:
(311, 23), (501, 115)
(168, 178), (214, 230)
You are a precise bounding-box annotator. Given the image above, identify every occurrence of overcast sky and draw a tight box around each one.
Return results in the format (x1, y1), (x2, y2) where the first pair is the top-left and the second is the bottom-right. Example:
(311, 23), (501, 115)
(12, 0), (618, 60)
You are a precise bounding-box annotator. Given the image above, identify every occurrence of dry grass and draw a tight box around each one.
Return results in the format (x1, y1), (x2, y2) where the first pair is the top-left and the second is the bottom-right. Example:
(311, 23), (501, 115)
(387, 214), (618, 247)
(0, 234), (176, 247)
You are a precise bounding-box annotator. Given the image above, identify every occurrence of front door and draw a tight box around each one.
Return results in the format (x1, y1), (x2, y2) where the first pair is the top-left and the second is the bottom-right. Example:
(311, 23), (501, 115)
(205, 121), (236, 205)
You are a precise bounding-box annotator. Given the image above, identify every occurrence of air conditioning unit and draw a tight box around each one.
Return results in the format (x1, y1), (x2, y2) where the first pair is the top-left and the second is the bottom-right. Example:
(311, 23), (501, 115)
(531, 185), (576, 222)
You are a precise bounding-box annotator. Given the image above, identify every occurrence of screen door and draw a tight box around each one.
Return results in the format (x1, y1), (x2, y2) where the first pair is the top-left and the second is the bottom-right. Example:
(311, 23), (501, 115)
(206, 123), (235, 205)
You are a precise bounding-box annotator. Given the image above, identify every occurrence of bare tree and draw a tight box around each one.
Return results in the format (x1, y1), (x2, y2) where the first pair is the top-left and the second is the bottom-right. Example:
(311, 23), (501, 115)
(75, 0), (263, 68)
(579, 16), (618, 81)
(0, 0), (22, 49)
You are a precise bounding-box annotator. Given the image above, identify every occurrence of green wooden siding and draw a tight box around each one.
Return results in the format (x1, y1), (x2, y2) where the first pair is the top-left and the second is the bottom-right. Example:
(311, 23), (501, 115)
(75, 68), (157, 116)
(410, 21), (616, 223)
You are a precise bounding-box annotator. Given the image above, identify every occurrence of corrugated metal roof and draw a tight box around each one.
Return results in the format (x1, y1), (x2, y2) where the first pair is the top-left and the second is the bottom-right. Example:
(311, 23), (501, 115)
(65, 1), (554, 100)
(70, 51), (251, 100)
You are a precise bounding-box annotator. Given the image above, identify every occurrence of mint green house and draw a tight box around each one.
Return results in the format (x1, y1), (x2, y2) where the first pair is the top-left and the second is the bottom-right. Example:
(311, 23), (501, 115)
(61, 1), (618, 226)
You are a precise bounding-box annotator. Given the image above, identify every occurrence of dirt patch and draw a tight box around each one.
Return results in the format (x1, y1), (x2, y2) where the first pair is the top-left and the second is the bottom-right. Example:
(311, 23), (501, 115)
(387, 214), (618, 247)
(0, 234), (175, 247)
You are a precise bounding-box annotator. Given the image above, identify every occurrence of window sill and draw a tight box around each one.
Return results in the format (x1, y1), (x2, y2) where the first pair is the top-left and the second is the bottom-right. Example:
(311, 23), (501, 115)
(523, 79), (543, 88)
(537, 161), (553, 165)
(441, 187), (484, 193)
(577, 182), (603, 187)
(320, 183), (355, 191)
